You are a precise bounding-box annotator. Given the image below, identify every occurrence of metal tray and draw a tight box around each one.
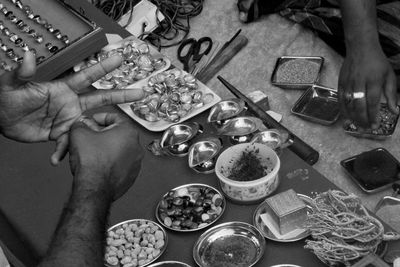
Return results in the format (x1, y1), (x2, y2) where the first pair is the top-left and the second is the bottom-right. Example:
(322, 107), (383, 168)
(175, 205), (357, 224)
(193, 221), (266, 267)
(343, 104), (400, 140)
(271, 56), (324, 90)
(340, 148), (400, 193)
(105, 219), (168, 267)
(291, 85), (340, 125)
(155, 183), (226, 232)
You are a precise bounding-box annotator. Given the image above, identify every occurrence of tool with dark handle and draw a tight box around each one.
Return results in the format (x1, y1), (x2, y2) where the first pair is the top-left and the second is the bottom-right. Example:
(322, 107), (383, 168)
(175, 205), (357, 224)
(197, 35), (248, 84)
(217, 76), (320, 165)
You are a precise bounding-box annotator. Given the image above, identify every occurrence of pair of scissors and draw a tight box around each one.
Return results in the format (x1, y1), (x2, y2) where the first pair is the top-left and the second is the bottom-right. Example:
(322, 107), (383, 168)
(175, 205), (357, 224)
(177, 37), (213, 73)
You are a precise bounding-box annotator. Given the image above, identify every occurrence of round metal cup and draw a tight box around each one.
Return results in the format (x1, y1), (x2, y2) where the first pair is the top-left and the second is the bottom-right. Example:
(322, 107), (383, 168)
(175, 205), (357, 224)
(207, 98), (246, 129)
(217, 116), (263, 145)
(160, 122), (202, 157)
(105, 219), (168, 267)
(188, 138), (222, 174)
(193, 221), (266, 267)
(251, 129), (293, 155)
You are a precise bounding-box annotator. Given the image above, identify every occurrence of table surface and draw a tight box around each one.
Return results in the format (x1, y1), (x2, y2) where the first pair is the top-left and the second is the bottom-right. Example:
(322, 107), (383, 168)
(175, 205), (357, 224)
(1, 0), (400, 266)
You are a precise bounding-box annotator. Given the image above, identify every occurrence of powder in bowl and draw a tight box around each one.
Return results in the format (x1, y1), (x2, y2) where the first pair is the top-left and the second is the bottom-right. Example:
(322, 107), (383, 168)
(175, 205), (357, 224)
(202, 235), (258, 267)
(275, 59), (320, 84)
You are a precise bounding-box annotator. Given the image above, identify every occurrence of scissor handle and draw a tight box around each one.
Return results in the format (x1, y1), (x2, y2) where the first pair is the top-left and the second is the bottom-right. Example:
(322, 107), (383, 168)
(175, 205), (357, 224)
(177, 38), (196, 63)
(193, 37), (213, 61)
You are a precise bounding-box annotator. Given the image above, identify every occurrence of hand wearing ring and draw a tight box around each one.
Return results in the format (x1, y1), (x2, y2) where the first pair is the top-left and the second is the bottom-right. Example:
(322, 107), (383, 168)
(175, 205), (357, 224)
(344, 91), (365, 105)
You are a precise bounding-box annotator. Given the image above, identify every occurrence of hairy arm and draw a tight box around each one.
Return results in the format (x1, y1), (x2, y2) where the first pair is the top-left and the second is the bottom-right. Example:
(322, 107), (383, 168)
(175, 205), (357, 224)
(339, 0), (379, 49)
(38, 172), (112, 267)
(338, 0), (397, 127)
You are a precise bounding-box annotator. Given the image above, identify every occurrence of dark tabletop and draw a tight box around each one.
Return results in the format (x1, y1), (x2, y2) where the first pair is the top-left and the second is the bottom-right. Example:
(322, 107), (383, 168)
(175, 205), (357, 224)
(0, 2), (399, 267)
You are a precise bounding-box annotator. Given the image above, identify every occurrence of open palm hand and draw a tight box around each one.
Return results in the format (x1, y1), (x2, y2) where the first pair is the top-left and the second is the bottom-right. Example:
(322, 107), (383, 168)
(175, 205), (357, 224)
(0, 52), (144, 165)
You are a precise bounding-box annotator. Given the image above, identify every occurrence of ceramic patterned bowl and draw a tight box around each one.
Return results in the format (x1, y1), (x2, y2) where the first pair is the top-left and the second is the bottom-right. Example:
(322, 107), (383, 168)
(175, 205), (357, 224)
(215, 143), (280, 204)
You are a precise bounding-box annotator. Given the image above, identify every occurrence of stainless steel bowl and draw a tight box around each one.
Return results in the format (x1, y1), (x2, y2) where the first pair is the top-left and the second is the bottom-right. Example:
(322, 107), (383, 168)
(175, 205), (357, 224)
(217, 116), (263, 144)
(147, 261), (192, 267)
(207, 98), (246, 129)
(188, 138), (222, 174)
(160, 122), (202, 157)
(155, 184), (226, 232)
(251, 129), (293, 155)
(105, 219), (168, 267)
(193, 221), (266, 267)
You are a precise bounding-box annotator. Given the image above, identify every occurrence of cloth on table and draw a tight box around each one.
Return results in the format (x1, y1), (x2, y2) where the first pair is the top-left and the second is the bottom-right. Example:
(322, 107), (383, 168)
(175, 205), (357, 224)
(238, 0), (400, 75)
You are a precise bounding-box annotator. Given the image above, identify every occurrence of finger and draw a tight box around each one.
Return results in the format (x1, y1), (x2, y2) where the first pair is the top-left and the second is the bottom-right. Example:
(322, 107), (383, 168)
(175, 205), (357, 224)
(0, 51), (36, 89)
(352, 93), (368, 127)
(383, 70), (399, 114)
(366, 81), (383, 129)
(51, 133), (69, 166)
(77, 115), (103, 131)
(69, 115), (100, 131)
(338, 69), (351, 119)
(92, 112), (123, 127)
(64, 54), (123, 92)
(79, 88), (144, 111)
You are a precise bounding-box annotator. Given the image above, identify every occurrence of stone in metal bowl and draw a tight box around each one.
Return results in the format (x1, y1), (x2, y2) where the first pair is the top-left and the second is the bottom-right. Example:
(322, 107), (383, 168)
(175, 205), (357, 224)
(193, 221), (266, 267)
(217, 116), (262, 144)
(155, 184), (225, 232)
(160, 122), (202, 157)
(188, 138), (222, 174)
(105, 219), (167, 267)
(207, 98), (246, 129)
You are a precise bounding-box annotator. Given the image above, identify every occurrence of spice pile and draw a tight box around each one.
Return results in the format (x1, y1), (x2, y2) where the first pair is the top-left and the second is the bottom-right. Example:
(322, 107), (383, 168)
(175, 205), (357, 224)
(344, 104), (399, 136)
(275, 59), (321, 84)
(202, 235), (258, 267)
(224, 147), (270, 181)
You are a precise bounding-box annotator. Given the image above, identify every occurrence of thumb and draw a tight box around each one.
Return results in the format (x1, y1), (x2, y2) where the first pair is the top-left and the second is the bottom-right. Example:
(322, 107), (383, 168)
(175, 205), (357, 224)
(0, 51), (37, 89)
(17, 51), (37, 80)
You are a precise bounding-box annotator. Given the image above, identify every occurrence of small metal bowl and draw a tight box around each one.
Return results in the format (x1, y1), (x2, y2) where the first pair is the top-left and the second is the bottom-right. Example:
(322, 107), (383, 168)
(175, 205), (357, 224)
(251, 129), (293, 155)
(105, 219), (168, 267)
(188, 138), (222, 174)
(207, 98), (246, 129)
(193, 221), (266, 267)
(217, 116), (263, 144)
(147, 261), (192, 267)
(155, 183), (226, 232)
(160, 122), (202, 157)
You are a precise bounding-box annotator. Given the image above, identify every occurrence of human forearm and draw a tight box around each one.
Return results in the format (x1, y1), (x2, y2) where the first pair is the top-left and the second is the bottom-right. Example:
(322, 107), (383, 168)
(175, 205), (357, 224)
(339, 0), (380, 50)
(38, 172), (112, 267)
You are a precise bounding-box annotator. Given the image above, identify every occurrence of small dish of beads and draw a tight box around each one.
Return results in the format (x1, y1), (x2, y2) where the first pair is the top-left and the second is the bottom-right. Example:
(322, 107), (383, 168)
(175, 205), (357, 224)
(343, 104), (400, 139)
(105, 219), (168, 267)
(155, 183), (225, 232)
(74, 36), (171, 89)
(271, 56), (324, 90)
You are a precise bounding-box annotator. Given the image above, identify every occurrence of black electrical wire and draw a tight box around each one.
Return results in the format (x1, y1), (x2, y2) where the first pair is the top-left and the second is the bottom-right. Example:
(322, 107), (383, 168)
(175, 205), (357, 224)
(91, 0), (204, 50)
